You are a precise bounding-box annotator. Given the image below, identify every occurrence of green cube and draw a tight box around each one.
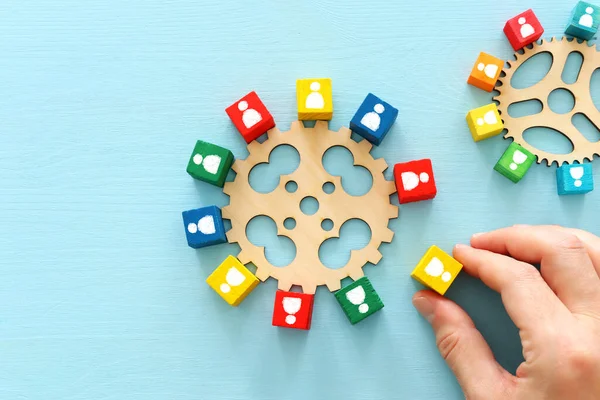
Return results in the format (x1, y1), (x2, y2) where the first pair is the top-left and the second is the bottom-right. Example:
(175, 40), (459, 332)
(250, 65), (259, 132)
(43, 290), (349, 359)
(186, 140), (234, 187)
(334, 277), (384, 325)
(494, 142), (536, 183)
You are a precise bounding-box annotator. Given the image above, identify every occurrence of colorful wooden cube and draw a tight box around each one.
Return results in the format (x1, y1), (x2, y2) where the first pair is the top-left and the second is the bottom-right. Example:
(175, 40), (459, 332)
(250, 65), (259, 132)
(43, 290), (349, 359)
(557, 163), (594, 195)
(225, 91), (275, 143)
(467, 52), (504, 92)
(272, 290), (314, 330)
(182, 206), (227, 249)
(349, 93), (398, 145)
(466, 103), (504, 142)
(296, 78), (333, 120)
(206, 255), (259, 306)
(566, 1), (600, 40)
(186, 140), (234, 187)
(504, 9), (544, 51)
(411, 246), (463, 296)
(394, 159), (437, 204)
(334, 277), (384, 325)
(494, 142), (536, 183)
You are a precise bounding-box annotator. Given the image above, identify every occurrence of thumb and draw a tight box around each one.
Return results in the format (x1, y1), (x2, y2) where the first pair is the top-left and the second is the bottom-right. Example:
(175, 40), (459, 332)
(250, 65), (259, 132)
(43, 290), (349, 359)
(413, 291), (516, 399)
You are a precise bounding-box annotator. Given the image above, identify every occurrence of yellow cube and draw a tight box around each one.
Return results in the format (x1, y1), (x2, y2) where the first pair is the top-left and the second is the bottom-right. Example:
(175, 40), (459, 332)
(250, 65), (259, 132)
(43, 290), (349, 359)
(206, 255), (259, 306)
(296, 78), (333, 120)
(466, 103), (504, 142)
(411, 246), (463, 296)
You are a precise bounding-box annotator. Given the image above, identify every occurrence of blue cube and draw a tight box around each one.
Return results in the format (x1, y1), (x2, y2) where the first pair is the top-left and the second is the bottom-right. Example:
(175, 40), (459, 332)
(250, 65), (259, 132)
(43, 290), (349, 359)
(565, 1), (600, 40)
(182, 206), (227, 249)
(350, 93), (398, 145)
(556, 163), (594, 195)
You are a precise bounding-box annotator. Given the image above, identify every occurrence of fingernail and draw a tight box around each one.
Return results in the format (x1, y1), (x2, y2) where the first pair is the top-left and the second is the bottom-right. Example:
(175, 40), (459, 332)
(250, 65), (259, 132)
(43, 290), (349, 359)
(472, 232), (485, 238)
(513, 224), (530, 229)
(413, 296), (435, 323)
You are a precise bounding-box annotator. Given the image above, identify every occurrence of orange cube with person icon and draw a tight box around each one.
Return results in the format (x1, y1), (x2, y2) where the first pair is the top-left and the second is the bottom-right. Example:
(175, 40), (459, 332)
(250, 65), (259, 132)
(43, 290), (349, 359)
(467, 52), (504, 92)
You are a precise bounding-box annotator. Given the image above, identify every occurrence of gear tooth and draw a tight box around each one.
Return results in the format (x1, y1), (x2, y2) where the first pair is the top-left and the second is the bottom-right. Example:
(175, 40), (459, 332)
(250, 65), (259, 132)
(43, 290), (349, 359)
(226, 230), (239, 244)
(314, 120), (329, 131)
(267, 127), (281, 139)
(255, 267), (270, 282)
(367, 249), (383, 264)
(277, 279), (294, 292)
(357, 139), (373, 152)
(338, 126), (352, 137)
(387, 181), (397, 196)
(348, 268), (365, 281)
(290, 120), (304, 131)
(230, 161), (239, 173)
(221, 205), (231, 218)
(247, 140), (261, 154)
(375, 158), (388, 172)
(326, 280), (342, 292)
(222, 182), (234, 196)
(381, 228), (395, 243)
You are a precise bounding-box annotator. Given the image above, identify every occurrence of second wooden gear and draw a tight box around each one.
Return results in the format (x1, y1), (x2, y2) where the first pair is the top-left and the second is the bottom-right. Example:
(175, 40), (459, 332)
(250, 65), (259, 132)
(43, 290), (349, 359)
(495, 37), (600, 166)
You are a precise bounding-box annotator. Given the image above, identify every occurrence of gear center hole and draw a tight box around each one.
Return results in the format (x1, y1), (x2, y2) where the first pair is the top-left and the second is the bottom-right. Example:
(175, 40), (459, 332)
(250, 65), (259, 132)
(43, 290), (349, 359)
(300, 196), (319, 215)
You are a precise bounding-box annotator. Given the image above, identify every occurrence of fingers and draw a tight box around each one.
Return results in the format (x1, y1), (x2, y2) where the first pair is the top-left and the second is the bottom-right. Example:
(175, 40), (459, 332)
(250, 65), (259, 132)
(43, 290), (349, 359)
(471, 226), (600, 314)
(413, 291), (516, 399)
(453, 244), (569, 332)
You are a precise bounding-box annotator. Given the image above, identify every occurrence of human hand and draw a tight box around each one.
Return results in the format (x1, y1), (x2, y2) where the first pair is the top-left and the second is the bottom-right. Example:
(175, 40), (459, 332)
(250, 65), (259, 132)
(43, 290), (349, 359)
(412, 225), (600, 400)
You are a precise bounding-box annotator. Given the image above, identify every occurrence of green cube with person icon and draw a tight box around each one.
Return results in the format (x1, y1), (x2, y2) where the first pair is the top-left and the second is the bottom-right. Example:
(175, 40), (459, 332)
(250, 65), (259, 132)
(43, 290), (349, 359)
(494, 142), (536, 183)
(335, 277), (384, 325)
(186, 140), (234, 187)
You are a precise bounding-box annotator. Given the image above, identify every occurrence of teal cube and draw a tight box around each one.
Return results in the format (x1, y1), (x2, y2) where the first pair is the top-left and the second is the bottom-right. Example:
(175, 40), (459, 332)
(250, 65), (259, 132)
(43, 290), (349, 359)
(334, 277), (384, 325)
(557, 163), (594, 195)
(494, 143), (536, 183)
(186, 140), (234, 187)
(565, 1), (600, 40)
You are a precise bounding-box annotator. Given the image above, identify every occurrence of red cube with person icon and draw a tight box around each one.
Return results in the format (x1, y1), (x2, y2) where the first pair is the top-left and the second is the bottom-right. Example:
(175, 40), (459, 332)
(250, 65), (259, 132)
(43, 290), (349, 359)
(272, 290), (314, 330)
(504, 9), (544, 50)
(394, 159), (437, 204)
(225, 91), (275, 143)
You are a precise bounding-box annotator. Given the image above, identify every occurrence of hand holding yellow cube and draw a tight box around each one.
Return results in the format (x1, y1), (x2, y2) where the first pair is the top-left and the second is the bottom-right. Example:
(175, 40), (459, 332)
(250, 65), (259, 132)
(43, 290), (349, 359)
(206, 255), (259, 306)
(411, 246), (463, 296)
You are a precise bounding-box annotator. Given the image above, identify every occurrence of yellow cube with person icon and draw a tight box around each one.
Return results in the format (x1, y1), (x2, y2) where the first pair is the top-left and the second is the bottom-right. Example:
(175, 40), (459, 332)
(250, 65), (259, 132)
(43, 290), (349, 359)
(466, 103), (504, 142)
(206, 255), (259, 306)
(296, 78), (333, 120)
(411, 246), (463, 296)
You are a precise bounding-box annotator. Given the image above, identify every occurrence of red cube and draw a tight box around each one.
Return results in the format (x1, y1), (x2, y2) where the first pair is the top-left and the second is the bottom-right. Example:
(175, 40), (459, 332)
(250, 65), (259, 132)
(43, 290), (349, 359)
(503, 9), (544, 51)
(272, 290), (314, 330)
(394, 159), (437, 204)
(225, 91), (275, 143)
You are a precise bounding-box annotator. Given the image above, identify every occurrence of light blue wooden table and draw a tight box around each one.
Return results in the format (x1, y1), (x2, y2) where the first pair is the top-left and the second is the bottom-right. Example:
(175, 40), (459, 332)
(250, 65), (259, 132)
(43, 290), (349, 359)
(1, 0), (598, 399)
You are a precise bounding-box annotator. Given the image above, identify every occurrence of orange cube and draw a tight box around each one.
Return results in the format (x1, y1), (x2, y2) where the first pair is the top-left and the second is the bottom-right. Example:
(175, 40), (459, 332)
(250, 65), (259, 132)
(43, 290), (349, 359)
(467, 52), (504, 92)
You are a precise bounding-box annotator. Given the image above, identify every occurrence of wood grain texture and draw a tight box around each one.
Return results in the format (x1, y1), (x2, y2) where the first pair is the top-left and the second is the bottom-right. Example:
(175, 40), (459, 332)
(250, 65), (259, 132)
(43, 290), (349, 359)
(0, 0), (598, 399)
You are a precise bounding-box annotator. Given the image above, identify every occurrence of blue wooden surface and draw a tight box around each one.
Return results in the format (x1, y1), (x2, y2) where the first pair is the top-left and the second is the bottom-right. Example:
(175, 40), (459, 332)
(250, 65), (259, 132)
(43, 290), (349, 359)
(1, 1), (599, 399)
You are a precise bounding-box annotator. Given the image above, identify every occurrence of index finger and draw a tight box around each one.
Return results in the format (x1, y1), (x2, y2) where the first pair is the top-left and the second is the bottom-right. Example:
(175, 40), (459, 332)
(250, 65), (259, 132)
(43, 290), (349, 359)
(453, 244), (570, 334)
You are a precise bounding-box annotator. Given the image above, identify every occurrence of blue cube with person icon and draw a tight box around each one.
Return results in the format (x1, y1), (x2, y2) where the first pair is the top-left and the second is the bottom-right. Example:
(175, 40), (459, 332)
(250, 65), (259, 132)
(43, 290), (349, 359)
(565, 1), (600, 40)
(182, 205), (227, 249)
(350, 93), (398, 145)
(556, 163), (594, 195)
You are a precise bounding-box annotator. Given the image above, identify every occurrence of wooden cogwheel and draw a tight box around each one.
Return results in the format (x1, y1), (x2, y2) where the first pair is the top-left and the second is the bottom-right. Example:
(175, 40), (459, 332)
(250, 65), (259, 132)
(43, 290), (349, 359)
(221, 121), (398, 295)
(494, 37), (600, 166)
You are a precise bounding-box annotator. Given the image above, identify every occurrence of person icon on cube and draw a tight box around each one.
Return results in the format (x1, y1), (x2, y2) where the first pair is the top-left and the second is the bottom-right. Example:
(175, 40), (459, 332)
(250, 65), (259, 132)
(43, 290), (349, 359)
(305, 81), (325, 109)
(238, 100), (262, 129)
(519, 17), (535, 38)
(350, 93), (398, 146)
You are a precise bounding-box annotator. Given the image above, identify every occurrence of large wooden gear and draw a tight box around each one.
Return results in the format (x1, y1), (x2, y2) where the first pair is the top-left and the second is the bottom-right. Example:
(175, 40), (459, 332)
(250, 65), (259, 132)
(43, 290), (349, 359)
(221, 121), (398, 294)
(495, 37), (600, 166)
